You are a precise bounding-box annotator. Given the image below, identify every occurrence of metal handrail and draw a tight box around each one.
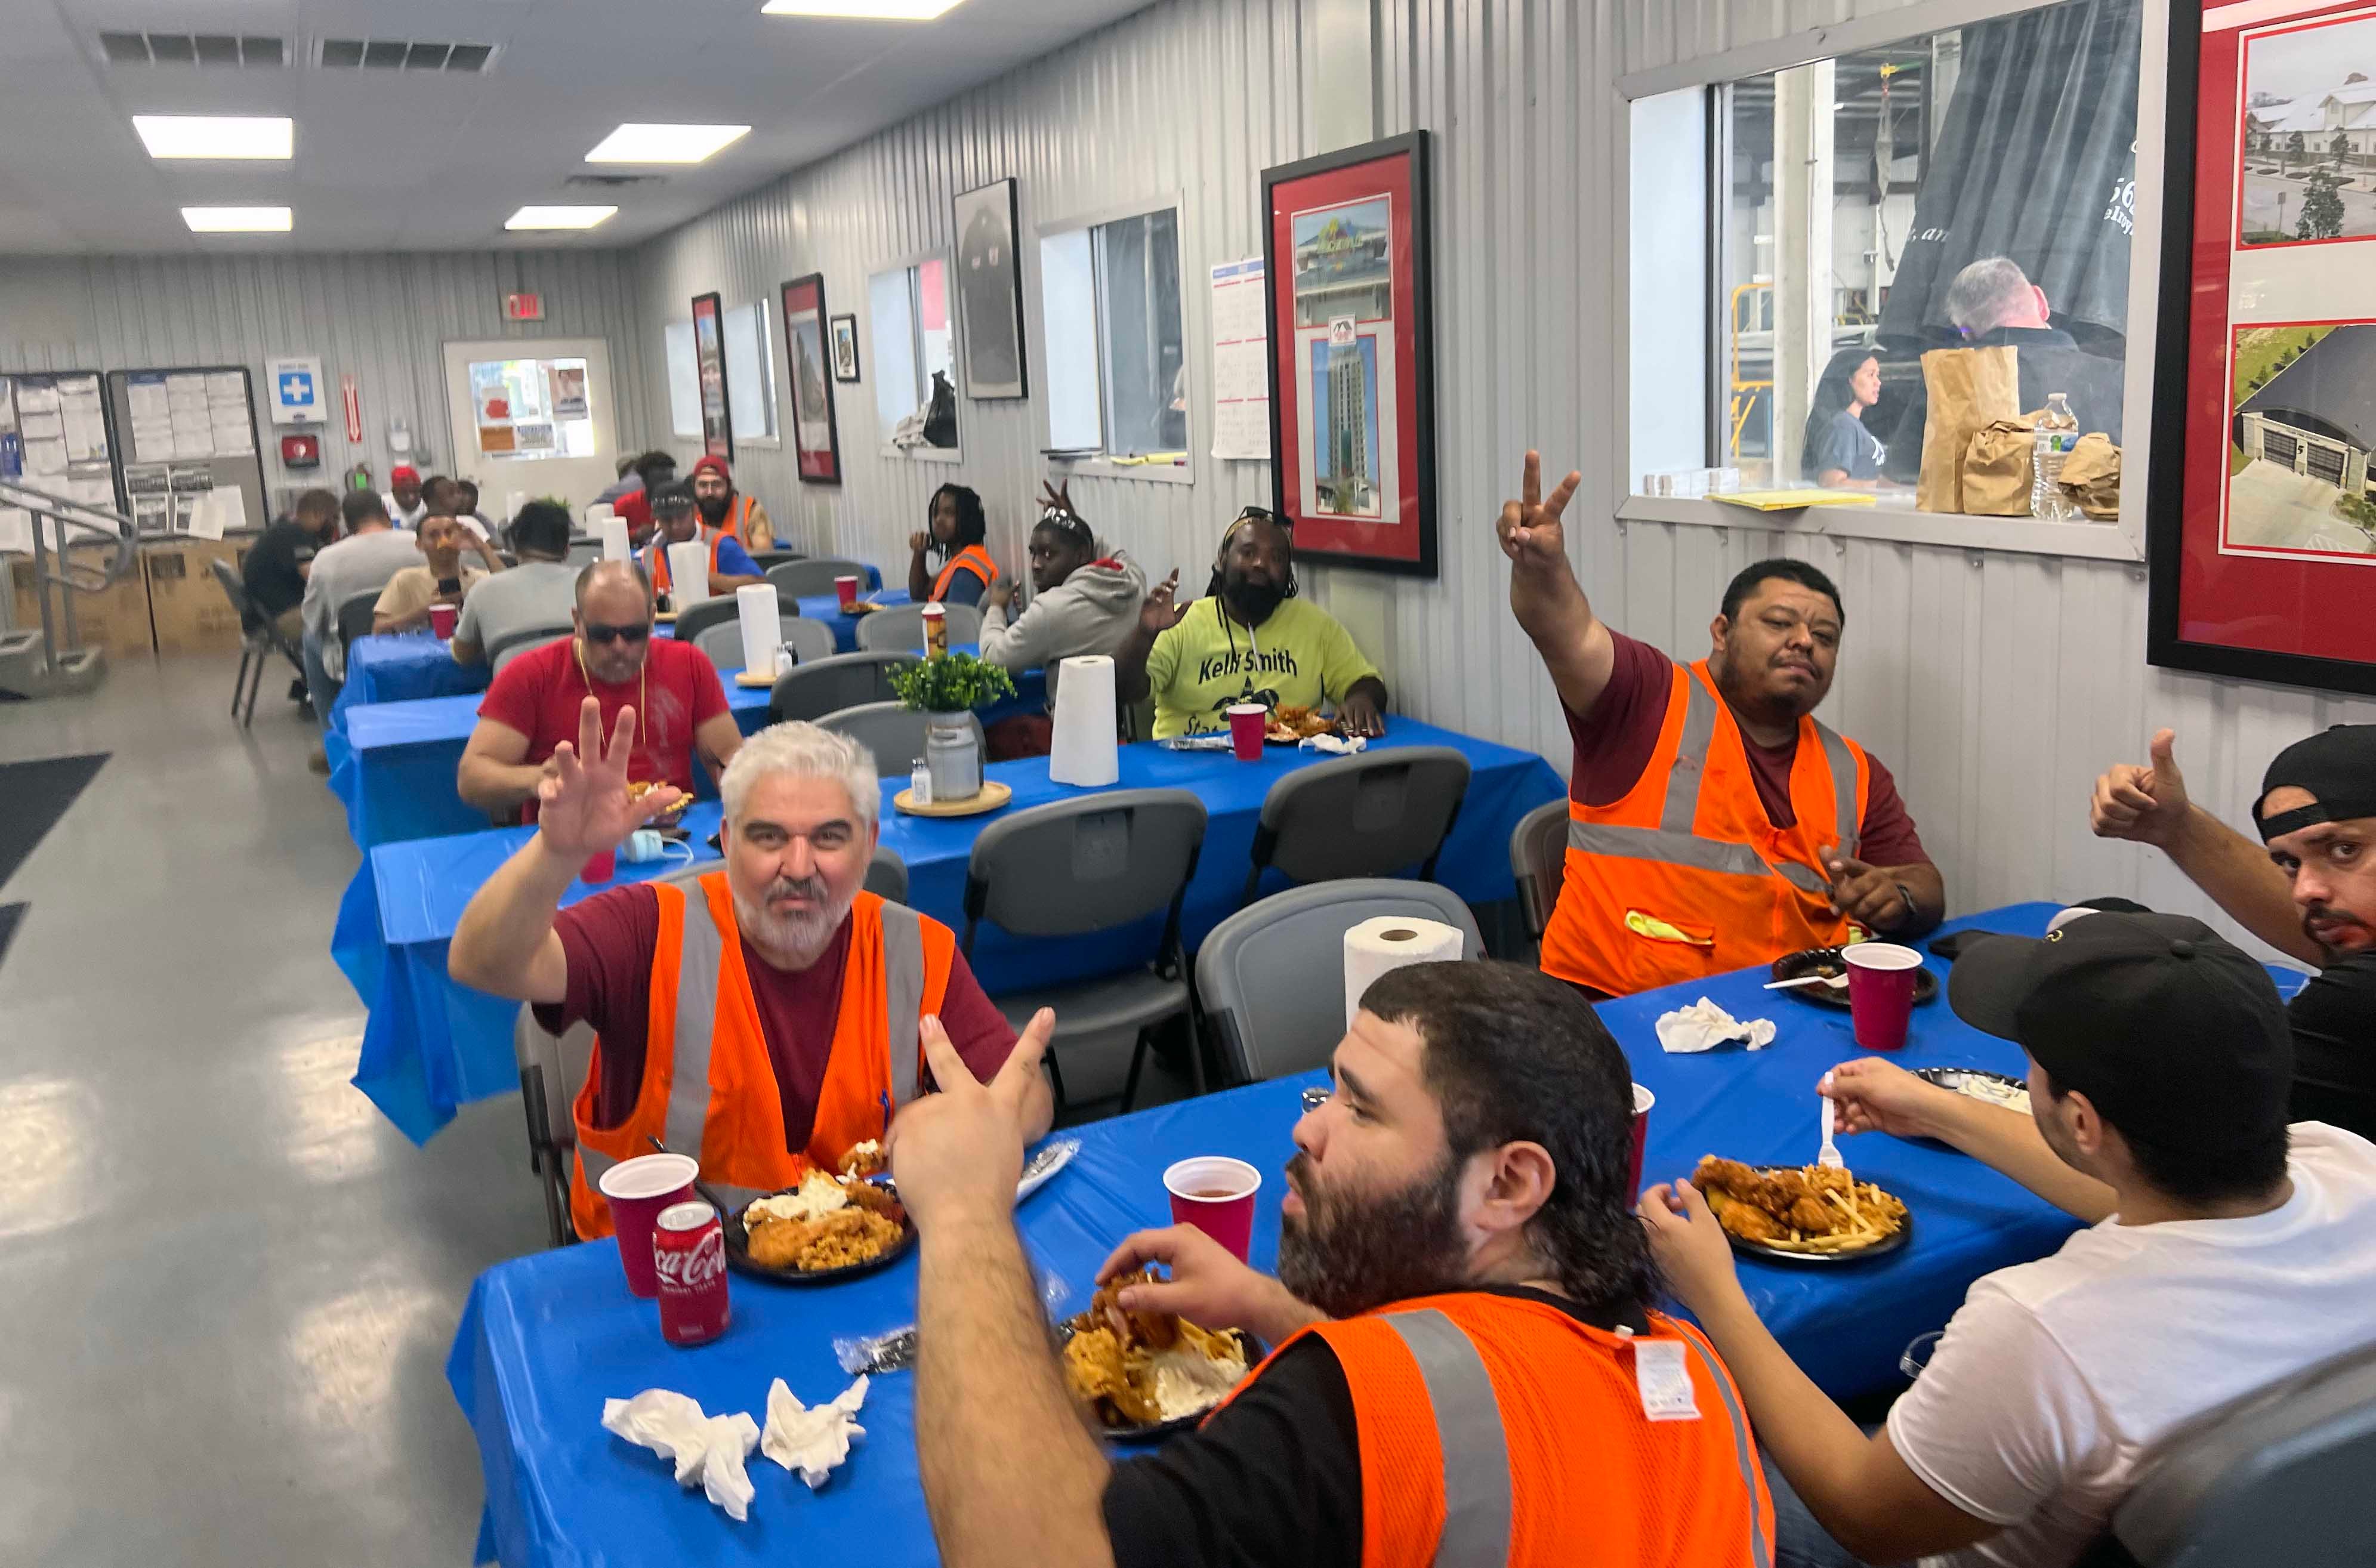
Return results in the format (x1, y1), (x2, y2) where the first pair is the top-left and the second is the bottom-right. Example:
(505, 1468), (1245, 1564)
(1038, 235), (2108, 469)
(0, 477), (137, 591)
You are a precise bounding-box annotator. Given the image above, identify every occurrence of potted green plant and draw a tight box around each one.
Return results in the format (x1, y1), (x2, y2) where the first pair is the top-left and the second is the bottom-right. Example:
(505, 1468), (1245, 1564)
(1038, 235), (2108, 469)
(890, 653), (1017, 800)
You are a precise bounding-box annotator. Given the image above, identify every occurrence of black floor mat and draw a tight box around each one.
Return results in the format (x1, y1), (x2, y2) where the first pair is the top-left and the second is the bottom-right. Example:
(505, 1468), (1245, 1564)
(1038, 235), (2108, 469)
(0, 752), (107, 892)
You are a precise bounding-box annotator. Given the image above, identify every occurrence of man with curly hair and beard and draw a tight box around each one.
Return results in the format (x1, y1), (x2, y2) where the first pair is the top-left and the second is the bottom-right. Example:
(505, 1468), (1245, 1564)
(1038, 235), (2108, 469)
(887, 959), (1776, 1568)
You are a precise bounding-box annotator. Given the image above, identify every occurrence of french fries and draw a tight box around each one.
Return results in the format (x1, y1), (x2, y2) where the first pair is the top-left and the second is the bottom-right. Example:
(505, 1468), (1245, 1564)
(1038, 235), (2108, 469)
(1695, 1156), (1906, 1254)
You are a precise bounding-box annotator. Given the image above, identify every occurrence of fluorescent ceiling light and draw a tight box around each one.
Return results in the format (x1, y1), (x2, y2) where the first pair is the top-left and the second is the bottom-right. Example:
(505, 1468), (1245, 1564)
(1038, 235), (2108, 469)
(181, 205), (292, 233)
(762, 0), (967, 16)
(584, 123), (751, 164)
(506, 205), (618, 230)
(134, 115), (294, 160)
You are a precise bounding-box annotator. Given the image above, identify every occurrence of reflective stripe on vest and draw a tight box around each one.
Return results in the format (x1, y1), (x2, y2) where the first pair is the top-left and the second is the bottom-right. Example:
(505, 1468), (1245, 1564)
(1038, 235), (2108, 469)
(1675, 1326), (1776, 1568)
(880, 899), (925, 1106)
(1381, 1309), (1514, 1566)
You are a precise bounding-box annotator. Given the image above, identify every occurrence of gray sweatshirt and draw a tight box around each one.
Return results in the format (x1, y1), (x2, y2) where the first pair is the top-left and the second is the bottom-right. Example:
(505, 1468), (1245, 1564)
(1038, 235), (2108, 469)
(977, 550), (1147, 707)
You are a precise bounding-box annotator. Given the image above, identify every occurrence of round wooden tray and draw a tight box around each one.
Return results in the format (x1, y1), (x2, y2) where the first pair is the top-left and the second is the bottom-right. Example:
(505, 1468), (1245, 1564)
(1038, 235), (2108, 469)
(893, 780), (1013, 817)
(733, 669), (776, 688)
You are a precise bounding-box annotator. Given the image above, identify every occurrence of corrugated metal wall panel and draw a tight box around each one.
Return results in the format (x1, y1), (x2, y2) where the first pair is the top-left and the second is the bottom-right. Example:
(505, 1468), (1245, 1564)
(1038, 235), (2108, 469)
(0, 250), (649, 511)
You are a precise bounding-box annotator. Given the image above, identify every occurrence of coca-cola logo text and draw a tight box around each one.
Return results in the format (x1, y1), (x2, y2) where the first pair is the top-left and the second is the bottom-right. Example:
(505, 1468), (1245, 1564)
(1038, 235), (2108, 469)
(655, 1229), (726, 1290)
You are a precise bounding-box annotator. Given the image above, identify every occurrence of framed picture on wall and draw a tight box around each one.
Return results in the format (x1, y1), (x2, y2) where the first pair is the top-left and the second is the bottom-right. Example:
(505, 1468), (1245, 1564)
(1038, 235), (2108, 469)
(829, 313), (862, 382)
(690, 291), (733, 462)
(780, 274), (842, 486)
(954, 177), (1029, 400)
(2148, 0), (2376, 695)
(1261, 131), (1438, 578)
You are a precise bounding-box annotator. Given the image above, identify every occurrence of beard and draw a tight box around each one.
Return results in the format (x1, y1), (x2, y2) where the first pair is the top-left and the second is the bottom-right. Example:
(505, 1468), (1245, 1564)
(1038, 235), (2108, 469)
(732, 873), (852, 965)
(2303, 901), (2375, 957)
(1221, 575), (1286, 626)
(696, 493), (731, 524)
(1276, 1149), (1471, 1319)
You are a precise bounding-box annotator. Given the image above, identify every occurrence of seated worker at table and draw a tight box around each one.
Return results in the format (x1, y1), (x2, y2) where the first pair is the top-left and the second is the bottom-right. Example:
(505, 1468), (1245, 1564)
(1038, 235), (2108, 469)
(371, 512), (499, 635)
(641, 480), (763, 605)
(1801, 350), (1890, 489)
(382, 464), (427, 529)
(908, 482), (1000, 607)
(978, 480), (1146, 754)
(450, 714), (1045, 1238)
(1498, 451), (1942, 998)
(1643, 912), (2376, 1568)
(888, 958), (1775, 1568)
(452, 477), (498, 542)
(690, 454), (774, 548)
(613, 450), (677, 535)
(301, 489), (420, 702)
(243, 485), (340, 648)
(2091, 723), (2376, 1140)
(452, 500), (579, 666)
(458, 560), (743, 818)
(1118, 507), (1388, 739)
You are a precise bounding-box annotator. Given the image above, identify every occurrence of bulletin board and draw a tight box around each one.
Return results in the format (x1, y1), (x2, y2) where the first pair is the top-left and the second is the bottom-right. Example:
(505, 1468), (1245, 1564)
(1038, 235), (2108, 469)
(104, 366), (270, 538)
(1, 370), (119, 517)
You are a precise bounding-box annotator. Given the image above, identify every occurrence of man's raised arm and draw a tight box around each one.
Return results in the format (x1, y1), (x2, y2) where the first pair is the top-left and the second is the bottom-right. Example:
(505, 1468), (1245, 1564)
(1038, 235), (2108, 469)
(1498, 450), (1618, 718)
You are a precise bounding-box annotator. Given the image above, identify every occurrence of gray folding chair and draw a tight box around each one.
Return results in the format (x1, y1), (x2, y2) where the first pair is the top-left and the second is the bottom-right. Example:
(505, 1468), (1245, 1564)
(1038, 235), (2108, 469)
(817, 700), (981, 779)
(1510, 798), (1570, 941)
(2079, 1341), (2376, 1568)
(865, 845), (909, 905)
(767, 558), (871, 600)
(335, 589), (381, 653)
(750, 549), (804, 572)
(767, 651), (917, 724)
(1242, 746), (1472, 906)
(567, 539), (604, 567)
(961, 791), (1207, 1114)
(671, 596), (741, 649)
(856, 600), (982, 653)
(485, 623), (574, 673)
(209, 558), (303, 728)
(1195, 879), (1484, 1087)
(695, 614), (835, 674)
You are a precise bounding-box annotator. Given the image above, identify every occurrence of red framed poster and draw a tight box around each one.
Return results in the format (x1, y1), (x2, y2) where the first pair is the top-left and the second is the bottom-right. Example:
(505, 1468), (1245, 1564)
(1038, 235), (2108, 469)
(780, 273), (842, 484)
(2150, 0), (2376, 693)
(690, 291), (732, 462)
(1262, 132), (1438, 578)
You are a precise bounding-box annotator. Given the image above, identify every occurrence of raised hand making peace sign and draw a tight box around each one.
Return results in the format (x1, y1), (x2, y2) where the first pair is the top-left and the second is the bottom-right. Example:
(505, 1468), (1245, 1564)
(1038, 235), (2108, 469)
(533, 696), (686, 862)
(1497, 449), (1582, 572)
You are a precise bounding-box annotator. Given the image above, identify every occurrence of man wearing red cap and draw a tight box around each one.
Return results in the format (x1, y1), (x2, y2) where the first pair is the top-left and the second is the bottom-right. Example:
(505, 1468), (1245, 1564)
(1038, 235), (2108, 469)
(690, 455), (774, 550)
(382, 465), (427, 529)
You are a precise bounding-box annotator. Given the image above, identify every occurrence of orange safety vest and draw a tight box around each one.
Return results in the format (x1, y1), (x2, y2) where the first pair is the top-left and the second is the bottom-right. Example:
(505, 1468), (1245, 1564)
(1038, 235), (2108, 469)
(931, 543), (998, 601)
(567, 875), (955, 1240)
(1209, 1294), (1774, 1568)
(711, 493), (761, 546)
(1541, 658), (1869, 997)
(642, 532), (726, 597)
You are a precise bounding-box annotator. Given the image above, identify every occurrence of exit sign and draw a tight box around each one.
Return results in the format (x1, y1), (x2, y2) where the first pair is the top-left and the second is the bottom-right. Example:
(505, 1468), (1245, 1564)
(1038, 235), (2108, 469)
(503, 292), (545, 321)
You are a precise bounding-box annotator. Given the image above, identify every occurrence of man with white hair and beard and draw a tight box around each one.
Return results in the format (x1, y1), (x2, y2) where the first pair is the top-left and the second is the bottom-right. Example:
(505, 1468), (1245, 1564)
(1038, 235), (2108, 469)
(450, 711), (1045, 1240)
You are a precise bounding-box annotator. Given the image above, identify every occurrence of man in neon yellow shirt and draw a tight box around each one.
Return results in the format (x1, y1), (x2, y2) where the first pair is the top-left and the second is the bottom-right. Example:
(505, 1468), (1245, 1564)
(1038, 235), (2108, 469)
(1117, 508), (1389, 740)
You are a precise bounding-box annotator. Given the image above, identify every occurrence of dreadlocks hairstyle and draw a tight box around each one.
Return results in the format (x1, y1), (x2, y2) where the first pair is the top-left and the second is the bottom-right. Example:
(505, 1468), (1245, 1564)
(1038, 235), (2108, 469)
(1202, 506), (1299, 601)
(924, 483), (988, 565)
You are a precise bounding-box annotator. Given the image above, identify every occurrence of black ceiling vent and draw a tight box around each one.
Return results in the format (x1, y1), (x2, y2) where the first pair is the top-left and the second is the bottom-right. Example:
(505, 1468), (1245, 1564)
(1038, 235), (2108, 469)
(566, 174), (664, 189)
(98, 31), (285, 67)
(318, 37), (498, 72)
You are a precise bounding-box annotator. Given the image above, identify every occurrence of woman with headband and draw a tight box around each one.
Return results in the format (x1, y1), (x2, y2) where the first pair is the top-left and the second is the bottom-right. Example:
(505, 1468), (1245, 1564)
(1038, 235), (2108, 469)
(977, 480), (1147, 757)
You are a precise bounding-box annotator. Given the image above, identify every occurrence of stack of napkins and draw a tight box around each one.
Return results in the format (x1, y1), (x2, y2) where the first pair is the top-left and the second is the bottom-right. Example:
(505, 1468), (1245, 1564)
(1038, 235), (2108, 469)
(1299, 733), (1368, 755)
(1654, 998), (1776, 1054)
(603, 1375), (870, 1520)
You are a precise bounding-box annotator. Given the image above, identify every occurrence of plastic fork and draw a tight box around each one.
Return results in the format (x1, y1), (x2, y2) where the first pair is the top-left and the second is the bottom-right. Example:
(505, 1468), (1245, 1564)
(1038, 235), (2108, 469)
(1818, 1094), (1846, 1170)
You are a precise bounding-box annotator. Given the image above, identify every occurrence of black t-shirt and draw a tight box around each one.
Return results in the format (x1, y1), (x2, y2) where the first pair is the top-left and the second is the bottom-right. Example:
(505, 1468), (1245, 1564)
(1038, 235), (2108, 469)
(1100, 1286), (1644, 1568)
(242, 520), (316, 618)
(2289, 955), (2376, 1140)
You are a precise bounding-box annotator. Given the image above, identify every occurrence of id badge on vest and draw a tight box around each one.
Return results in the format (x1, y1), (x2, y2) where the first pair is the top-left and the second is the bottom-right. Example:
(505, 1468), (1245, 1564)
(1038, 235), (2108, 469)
(1633, 1338), (1701, 1422)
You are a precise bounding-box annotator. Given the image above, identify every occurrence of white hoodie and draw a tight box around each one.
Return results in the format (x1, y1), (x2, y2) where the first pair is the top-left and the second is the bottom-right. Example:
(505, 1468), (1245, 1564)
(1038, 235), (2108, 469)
(977, 548), (1147, 707)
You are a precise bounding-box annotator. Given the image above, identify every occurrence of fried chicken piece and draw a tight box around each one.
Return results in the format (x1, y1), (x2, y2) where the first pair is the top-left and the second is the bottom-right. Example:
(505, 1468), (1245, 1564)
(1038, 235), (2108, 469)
(1063, 1328), (1165, 1427)
(744, 1214), (819, 1269)
(1786, 1196), (1836, 1234)
(1693, 1156), (1763, 1196)
(1707, 1190), (1786, 1242)
(1090, 1267), (1179, 1351)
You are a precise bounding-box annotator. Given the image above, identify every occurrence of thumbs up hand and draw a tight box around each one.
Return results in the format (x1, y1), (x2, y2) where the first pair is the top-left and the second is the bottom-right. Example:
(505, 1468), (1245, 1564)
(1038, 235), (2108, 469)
(2090, 728), (2192, 848)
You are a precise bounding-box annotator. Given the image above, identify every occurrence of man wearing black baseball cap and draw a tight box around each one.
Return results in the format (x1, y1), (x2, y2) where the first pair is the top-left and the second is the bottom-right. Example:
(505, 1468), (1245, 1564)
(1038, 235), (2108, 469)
(639, 479), (763, 604)
(2091, 724), (2376, 1138)
(1641, 912), (2376, 1568)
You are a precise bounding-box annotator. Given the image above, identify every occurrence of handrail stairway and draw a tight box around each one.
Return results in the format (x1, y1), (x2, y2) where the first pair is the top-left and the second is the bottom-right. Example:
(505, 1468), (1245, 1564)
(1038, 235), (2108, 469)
(0, 477), (140, 699)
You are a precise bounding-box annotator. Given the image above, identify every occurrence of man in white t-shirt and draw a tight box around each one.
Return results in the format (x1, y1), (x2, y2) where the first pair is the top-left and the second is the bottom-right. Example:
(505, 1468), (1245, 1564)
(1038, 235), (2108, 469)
(1641, 911), (2376, 1568)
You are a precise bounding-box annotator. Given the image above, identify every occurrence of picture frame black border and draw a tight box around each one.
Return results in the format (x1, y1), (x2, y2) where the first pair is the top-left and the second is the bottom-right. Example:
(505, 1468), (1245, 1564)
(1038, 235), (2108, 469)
(1260, 129), (1438, 581)
(952, 176), (1030, 402)
(828, 312), (862, 384)
(2146, 0), (2376, 696)
(781, 274), (843, 487)
(690, 290), (733, 464)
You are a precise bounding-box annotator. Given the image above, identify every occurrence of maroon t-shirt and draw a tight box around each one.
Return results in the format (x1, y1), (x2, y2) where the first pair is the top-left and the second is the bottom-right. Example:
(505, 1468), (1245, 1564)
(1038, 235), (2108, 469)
(477, 635), (729, 796)
(533, 883), (1020, 1147)
(1565, 632), (1928, 867)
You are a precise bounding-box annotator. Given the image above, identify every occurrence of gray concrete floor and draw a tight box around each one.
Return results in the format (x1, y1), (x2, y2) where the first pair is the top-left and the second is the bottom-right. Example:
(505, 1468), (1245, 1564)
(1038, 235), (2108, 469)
(0, 648), (1197, 1565)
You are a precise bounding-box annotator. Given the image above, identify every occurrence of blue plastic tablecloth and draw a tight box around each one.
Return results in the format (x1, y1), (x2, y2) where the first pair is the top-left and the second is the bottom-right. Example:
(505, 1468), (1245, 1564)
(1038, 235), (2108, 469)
(336, 720), (1563, 1143)
(445, 902), (2090, 1568)
(793, 584), (911, 652)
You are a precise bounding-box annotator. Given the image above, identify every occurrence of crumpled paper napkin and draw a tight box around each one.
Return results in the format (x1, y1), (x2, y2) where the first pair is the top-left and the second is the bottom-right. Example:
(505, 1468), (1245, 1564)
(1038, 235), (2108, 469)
(602, 1389), (761, 1521)
(1299, 733), (1368, 755)
(761, 1375), (869, 1488)
(1654, 998), (1776, 1054)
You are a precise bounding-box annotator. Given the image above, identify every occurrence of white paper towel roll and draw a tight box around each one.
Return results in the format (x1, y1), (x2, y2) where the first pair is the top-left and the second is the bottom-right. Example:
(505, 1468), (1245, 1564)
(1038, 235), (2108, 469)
(1344, 916), (1464, 1029)
(735, 584), (781, 675)
(668, 541), (712, 608)
(598, 517), (630, 563)
(1047, 655), (1119, 787)
(586, 502), (616, 525)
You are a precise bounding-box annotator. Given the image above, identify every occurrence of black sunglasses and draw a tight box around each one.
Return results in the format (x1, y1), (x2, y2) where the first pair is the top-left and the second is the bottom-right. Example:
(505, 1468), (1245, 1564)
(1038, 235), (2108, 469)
(582, 621), (652, 645)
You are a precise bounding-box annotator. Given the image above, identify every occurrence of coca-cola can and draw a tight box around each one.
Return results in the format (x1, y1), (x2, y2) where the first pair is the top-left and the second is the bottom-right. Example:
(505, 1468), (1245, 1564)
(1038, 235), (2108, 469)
(652, 1200), (731, 1347)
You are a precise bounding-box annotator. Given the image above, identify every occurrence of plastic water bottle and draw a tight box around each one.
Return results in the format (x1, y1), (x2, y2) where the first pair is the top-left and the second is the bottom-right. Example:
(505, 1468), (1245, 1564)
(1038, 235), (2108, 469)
(2030, 394), (2079, 520)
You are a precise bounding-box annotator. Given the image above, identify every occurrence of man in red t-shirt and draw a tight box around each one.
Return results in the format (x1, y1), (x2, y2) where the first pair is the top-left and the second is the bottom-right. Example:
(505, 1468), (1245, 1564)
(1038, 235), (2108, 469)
(458, 559), (743, 819)
(1498, 452), (1943, 997)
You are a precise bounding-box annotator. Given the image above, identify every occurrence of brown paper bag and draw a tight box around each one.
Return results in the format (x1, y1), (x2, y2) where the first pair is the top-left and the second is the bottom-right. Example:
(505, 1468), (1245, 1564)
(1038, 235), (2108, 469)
(2059, 433), (2121, 520)
(1917, 346), (2022, 513)
(1962, 413), (2044, 516)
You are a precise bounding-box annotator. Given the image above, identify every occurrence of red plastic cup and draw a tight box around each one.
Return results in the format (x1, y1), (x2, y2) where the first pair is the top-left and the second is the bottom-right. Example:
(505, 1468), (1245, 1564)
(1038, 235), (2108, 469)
(581, 846), (617, 884)
(1628, 1083), (1655, 1197)
(835, 574), (860, 611)
(428, 602), (459, 639)
(1226, 703), (1267, 762)
(1846, 942), (1924, 1051)
(598, 1153), (698, 1298)
(1165, 1156), (1261, 1261)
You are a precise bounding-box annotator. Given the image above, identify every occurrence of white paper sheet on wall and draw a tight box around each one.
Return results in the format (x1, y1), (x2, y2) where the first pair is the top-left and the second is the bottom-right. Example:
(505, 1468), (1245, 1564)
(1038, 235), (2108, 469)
(0, 509), (32, 555)
(15, 382), (59, 415)
(1209, 258), (1270, 462)
(23, 437), (67, 477)
(18, 410), (61, 442)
